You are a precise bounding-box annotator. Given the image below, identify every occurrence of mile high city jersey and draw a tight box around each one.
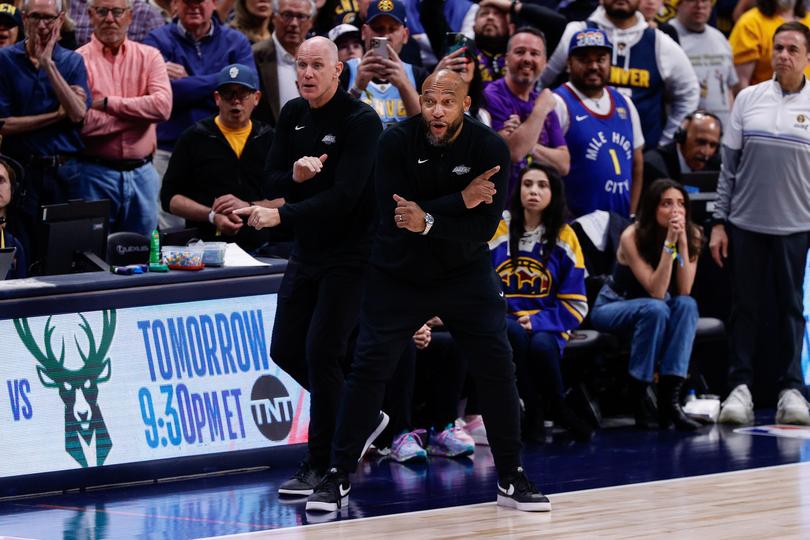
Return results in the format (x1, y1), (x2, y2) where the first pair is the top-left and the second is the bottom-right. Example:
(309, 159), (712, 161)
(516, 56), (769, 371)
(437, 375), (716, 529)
(557, 83), (635, 218)
(346, 58), (416, 128)
(587, 21), (664, 147)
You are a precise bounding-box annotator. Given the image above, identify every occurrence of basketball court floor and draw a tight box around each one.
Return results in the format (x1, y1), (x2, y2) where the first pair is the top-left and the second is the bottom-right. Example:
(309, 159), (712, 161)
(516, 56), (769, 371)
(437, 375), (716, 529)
(0, 410), (808, 539)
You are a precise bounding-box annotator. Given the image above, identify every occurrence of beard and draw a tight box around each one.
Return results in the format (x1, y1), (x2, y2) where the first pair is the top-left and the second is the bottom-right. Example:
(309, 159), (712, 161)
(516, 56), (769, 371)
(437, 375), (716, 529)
(604, 5), (636, 19)
(423, 114), (464, 147)
(571, 70), (609, 94)
(475, 33), (509, 54)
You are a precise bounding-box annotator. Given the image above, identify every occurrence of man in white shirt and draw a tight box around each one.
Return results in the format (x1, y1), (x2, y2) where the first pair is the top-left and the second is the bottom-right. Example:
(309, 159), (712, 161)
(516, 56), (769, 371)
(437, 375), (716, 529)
(669, 0), (739, 129)
(253, 0), (315, 126)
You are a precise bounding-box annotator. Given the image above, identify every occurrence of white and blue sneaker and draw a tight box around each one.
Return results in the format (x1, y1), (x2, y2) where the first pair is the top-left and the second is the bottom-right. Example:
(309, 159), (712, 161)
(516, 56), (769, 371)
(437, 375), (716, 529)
(496, 467), (552, 512)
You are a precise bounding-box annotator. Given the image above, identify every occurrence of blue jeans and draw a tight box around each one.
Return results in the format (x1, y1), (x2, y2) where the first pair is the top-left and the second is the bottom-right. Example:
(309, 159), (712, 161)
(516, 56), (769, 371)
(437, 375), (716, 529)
(590, 286), (699, 382)
(64, 159), (159, 236)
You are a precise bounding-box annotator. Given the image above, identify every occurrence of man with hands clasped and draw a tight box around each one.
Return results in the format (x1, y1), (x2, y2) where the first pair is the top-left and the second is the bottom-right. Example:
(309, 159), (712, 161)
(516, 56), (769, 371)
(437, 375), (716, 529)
(304, 69), (551, 515)
(237, 37), (384, 498)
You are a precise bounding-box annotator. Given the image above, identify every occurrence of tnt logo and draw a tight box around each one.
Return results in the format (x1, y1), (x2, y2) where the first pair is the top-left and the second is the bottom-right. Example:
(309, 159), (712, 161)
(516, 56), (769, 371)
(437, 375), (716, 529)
(250, 375), (294, 441)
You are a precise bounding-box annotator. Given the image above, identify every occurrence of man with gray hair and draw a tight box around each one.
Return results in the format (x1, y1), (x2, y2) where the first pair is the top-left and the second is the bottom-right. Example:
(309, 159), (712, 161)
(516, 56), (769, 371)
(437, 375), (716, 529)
(69, 0), (164, 47)
(252, 0), (315, 126)
(74, 0), (172, 235)
(236, 36), (383, 499)
(0, 0), (91, 268)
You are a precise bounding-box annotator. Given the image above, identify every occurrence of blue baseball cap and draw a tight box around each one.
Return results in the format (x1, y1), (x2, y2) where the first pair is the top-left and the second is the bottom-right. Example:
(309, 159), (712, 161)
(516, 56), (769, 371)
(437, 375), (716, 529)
(216, 64), (259, 91)
(568, 28), (613, 55)
(366, 0), (407, 26)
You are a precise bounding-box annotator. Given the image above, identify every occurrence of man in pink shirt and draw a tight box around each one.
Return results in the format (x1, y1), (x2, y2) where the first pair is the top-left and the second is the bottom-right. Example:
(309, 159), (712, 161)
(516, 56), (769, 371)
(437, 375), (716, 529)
(72, 0), (171, 235)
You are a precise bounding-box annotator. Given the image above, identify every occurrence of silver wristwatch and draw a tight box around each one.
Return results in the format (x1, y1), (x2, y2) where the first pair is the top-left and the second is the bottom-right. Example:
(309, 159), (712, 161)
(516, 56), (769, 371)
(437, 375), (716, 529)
(421, 213), (434, 235)
(208, 209), (216, 224)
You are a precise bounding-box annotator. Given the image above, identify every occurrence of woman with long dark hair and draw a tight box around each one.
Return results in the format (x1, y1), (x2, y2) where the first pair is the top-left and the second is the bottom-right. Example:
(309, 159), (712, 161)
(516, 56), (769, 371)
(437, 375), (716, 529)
(489, 163), (592, 441)
(590, 178), (703, 431)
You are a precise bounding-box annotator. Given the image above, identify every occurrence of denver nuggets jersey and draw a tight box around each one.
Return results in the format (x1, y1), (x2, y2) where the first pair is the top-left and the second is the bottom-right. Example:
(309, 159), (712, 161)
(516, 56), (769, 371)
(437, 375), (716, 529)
(557, 83), (635, 218)
(489, 215), (588, 352)
(346, 58), (416, 129)
(587, 22), (664, 147)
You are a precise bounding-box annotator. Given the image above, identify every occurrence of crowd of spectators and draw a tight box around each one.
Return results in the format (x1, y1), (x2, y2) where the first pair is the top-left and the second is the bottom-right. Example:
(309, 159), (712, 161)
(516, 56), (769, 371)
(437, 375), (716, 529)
(1, 0), (809, 459)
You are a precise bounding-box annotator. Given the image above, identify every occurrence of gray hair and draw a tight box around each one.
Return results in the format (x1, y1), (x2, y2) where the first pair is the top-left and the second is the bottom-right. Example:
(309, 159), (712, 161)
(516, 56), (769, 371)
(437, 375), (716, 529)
(88, 0), (134, 8)
(272, 0), (317, 18)
(24, 0), (64, 13)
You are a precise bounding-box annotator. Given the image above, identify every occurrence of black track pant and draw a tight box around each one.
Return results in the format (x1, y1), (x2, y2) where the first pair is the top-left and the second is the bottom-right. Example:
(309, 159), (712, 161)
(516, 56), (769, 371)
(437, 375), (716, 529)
(726, 224), (809, 392)
(331, 266), (523, 479)
(270, 257), (366, 469)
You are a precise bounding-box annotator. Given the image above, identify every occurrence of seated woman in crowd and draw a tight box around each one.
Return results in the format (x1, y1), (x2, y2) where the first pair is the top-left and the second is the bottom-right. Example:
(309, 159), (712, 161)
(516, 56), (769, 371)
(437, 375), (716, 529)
(590, 178), (702, 431)
(489, 163), (592, 442)
(0, 155), (26, 279)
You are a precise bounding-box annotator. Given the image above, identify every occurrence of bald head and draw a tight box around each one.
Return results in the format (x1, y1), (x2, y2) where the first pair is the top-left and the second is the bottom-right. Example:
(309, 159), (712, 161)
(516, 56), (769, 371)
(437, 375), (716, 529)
(420, 69), (470, 147)
(298, 36), (339, 64)
(296, 35), (343, 108)
(422, 69), (468, 97)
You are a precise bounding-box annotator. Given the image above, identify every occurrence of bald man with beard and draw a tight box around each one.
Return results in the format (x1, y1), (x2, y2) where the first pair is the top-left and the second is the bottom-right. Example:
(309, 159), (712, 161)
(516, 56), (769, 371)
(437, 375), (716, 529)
(237, 37), (383, 498)
(304, 69), (551, 515)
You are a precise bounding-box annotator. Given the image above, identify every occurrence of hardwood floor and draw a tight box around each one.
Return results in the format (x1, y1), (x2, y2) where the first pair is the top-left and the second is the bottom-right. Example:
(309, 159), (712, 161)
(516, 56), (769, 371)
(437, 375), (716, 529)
(213, 462), (810, 539)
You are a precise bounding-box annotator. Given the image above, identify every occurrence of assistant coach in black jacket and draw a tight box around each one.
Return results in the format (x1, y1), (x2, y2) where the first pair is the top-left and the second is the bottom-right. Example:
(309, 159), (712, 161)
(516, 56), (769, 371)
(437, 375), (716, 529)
(237, 37), (382, 497)
(302, 70), (551, 515)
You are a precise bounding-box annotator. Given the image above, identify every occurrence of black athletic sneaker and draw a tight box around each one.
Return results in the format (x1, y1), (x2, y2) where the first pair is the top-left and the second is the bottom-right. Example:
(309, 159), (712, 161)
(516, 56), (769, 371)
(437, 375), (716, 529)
(358, 411), (390, 462)
(278, 460), (322, 496)
(496, 467), (552, 512)
(306, 467), (351, 512)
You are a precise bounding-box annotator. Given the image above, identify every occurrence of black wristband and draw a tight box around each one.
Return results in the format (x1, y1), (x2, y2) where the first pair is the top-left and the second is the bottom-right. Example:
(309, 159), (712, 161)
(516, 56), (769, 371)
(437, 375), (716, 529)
(709, 216), (726, 227)
(103, 97), (108, 111)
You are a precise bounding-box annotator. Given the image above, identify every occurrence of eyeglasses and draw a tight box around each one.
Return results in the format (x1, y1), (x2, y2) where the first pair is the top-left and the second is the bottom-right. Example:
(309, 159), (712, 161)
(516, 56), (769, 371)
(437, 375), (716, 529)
(218, 87), (255, 101)
(92, 7), (130, 18)
(278, 11), (310, 22)
(26, 12), (59, 24)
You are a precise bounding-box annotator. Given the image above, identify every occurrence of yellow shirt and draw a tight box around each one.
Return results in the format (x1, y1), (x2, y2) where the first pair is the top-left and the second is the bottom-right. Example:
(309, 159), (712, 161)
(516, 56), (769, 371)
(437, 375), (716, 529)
(214, 116), (252, 158)
(729, 8), (810, 85)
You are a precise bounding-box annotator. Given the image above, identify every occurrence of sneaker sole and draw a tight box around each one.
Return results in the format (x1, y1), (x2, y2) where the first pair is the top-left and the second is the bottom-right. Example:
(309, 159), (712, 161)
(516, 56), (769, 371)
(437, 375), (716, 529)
(391, 452), (427, 463)
(718, 407), (754, 425)
(496, 494), (552, 512)
(776, 411), (810, 425)
(306, 496), (348, 513)
(427, 446), (474, 458)
(359, 412), (390, 463)
(278, 487), (314, 496)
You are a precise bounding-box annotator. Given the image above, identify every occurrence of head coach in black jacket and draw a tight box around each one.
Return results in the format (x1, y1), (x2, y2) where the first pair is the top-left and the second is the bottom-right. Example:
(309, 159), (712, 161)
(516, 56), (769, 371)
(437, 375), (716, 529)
(298, 69), (553, 516)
